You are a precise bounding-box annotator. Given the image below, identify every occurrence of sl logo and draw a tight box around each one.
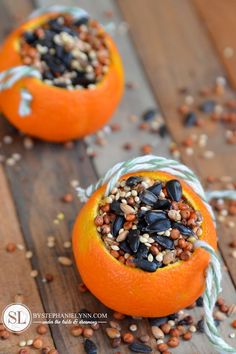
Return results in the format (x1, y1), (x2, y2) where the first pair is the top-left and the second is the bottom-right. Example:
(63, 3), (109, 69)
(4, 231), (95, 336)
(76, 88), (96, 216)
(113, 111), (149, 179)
(2, 303), (32, 333)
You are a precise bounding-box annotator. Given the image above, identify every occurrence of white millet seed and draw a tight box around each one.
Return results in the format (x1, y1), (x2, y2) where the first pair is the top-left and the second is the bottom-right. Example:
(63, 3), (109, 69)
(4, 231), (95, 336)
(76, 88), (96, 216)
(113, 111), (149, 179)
(111, 245), (119, 251)
(148, 254), (154, 262)
(189, 325), (197, 333)
(19, 341), (27, 347)
(156, 253), (163, 262)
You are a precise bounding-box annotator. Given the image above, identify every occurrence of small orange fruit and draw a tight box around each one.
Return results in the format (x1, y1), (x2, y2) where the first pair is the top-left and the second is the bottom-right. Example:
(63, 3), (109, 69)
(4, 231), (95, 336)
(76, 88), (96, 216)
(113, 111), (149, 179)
(73, 171), (217, 317)
(0, 13), (124, 142)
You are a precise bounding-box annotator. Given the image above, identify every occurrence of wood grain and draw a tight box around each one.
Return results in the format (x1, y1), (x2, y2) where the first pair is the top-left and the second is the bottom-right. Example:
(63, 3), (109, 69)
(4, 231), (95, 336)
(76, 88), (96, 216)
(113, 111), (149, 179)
(194, 0), (236, 91)
(0, 0), (235, 353)
(0, 164), (54, 354)
(1, 128), (105, 354)
(118, 0), (236, 288)
(0, 2), (54, 353)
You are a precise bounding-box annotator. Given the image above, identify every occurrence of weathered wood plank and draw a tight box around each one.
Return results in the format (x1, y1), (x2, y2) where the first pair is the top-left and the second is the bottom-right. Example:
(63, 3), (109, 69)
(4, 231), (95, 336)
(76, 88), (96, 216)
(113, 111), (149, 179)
(0, 163), (54, 354)
(0, 2), (54, 353)
(118, 0), (236, 282)
(194, 0), (236, 91)
(0, 0), (235, 353)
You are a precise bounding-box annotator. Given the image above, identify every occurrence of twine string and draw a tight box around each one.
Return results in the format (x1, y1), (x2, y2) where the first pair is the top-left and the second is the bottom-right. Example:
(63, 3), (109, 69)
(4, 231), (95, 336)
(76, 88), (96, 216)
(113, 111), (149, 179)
(0, 66), (41, 117)
(77, 155), (236, 353)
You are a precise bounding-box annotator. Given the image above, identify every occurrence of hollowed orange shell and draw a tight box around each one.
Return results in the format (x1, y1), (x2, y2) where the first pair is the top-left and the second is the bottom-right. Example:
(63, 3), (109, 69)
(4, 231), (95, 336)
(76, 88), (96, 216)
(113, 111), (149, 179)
(0, 14), (124, 142)
(73, 171), (217, 317)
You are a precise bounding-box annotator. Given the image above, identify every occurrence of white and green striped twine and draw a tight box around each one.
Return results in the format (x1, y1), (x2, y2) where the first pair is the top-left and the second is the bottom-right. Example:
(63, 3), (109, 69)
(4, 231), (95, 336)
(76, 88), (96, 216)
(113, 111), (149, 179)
(0, 66), (41, 116)
(77, 155), (236, 354)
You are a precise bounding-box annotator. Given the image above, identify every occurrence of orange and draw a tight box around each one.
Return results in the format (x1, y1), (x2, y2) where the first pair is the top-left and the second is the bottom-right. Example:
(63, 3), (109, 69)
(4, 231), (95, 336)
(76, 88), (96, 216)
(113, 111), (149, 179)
(73, 171), (217, 317)
(0, 14), (124, 142)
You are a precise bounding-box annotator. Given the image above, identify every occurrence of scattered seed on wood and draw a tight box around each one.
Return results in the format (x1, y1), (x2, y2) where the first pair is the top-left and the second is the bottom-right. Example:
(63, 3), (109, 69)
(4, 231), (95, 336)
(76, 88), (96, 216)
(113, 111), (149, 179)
(83, 328), (94, 338)
(62, 193), (73, 203)
(58, 256), (72, 266)
(37, 324), (48, 335)
(84, 339), (97, 354)
(129, 342), (152, 353)
(32, 337), (43, 349)
(19, 341), (27, 348)
(231, 320), (236, 328)
(167, 336), (179, 347)
(151, 326), (164, 339)
(70, 325), (83, 337)
(122, 332), (134, 344)
(105, 327), (121, 339)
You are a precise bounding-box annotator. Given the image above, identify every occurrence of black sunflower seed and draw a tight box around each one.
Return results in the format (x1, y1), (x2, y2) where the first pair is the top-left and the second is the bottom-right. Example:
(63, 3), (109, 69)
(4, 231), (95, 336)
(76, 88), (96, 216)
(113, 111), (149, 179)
(74, 16), (89, 27)
(147, 182), (162, 196)
(137, 218), (148, 232)
(153, 259), (163, 268)
(184, 112), (197, 127)
(148, 316), (168, 326)
(168, 313), (178, 320)
(142, 108), (157, 122)
(126, 176), (143, 187)
(110, 201), (123, 215)
(166, 179), (182, 202)
(119, 240), (131, 253)
(196, 319), (205, 333)
(139, 190), (158, 206)
(62, 52), (73, 68)
(54, 82), (67, 88)
(42, 71), (54, 80)
(145, 219), (171, 233)
(153, 235), (174, 250)
(197, 319), (220, 333)
(127, 230), (140, 253)
(112, 216), (125, 237)
(84, 339), (97, 354)
(24, 31), (37, 44)
(196, 296), (204, 307)
(171, 222), (194, 236)
(159, 124), (169, 138)
(199, 100), (216, 113)
(138, 210), (146, 219)
(144, 211), (167, 225)
(134, 258), (159, 272)
(136, 243), (149, 259)
(129, 342), (152, 353)
(196, 319), (219, 334)
(154, 199), (171, 210)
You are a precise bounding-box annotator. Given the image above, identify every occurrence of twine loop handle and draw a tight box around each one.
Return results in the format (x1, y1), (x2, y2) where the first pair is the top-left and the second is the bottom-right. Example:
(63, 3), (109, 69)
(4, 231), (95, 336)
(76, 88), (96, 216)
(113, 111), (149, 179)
(77, 155), (236, 353)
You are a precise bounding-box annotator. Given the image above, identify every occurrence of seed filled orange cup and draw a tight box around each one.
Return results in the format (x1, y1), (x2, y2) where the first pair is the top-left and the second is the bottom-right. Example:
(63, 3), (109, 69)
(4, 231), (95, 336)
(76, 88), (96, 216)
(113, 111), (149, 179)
(0, 7), (124, 142)
(73, 169), (217, 317)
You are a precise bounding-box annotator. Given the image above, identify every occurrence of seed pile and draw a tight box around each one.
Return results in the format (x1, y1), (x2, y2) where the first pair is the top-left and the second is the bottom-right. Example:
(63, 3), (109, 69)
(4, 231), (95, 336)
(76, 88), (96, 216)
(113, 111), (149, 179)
(94, 176), (203, 272)
(71, 288), (236, 354)
(20, 15), (110, 89)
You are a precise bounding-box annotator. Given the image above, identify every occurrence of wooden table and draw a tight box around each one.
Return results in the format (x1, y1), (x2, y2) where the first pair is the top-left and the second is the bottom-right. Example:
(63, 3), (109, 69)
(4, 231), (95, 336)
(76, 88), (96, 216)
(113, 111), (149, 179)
(0, 1), (236, 353)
